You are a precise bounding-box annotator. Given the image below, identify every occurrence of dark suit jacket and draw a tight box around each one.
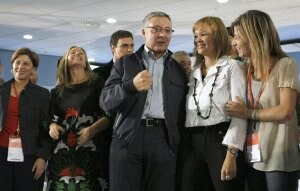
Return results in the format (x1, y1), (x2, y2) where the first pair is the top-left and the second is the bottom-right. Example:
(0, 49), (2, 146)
(100, 45), (187, 145)
(93, 59), (114, 82)
(0, 79), (51, 160)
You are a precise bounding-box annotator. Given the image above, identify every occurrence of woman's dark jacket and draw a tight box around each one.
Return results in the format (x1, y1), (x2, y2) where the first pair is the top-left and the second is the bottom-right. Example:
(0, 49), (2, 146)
(0, 79), (51, 160)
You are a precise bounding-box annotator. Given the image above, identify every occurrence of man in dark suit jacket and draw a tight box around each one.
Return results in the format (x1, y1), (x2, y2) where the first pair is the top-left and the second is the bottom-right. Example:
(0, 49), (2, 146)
(93, 30), (134, 81)
(93, 30), (134, 190)
(100, 11), (187, 191)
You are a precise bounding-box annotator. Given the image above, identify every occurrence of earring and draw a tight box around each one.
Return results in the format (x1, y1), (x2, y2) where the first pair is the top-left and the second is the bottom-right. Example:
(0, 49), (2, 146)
(11, 70), (13, 73)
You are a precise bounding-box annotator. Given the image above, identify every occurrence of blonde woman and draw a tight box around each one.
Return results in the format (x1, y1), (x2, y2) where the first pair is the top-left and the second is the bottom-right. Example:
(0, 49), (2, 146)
(227, 10), (300, 191)
(47, 46), (111, 191)
(181, 17), (247, 191)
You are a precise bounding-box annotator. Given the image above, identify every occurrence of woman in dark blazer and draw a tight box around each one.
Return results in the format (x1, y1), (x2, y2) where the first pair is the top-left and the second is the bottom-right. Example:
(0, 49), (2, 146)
(0, 47), (51, 191)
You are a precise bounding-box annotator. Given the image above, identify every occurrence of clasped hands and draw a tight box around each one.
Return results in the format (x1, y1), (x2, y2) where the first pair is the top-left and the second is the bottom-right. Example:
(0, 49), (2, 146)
(49, 123), (95, 145)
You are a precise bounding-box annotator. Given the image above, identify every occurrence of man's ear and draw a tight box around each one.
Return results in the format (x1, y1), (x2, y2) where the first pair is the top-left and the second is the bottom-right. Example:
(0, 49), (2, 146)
(111, 45), (116, 54)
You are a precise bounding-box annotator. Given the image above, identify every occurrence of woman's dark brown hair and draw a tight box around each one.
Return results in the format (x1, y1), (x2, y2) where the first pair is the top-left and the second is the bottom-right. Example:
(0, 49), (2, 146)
(11, 47), (39, 68)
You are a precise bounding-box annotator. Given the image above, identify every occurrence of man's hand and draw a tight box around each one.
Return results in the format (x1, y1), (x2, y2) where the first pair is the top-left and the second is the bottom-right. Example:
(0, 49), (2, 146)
(133, 70), (152, 92)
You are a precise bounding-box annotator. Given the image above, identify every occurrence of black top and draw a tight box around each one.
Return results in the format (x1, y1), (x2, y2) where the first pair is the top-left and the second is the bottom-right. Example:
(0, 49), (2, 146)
(47, 78), (109, 190)
(93, 59), (114, 82)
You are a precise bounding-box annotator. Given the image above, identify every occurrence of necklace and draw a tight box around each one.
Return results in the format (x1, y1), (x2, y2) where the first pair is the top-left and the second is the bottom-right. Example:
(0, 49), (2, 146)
(193, 66), (221, 119)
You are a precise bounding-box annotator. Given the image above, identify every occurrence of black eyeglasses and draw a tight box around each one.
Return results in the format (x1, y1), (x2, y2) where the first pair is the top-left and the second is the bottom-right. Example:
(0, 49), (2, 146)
(145, 26), (174, 34)
(193, 66), (221, 119)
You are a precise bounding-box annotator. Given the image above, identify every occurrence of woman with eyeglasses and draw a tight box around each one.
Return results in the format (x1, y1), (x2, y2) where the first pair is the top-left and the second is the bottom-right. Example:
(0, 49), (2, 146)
(181, 16), (247, 191)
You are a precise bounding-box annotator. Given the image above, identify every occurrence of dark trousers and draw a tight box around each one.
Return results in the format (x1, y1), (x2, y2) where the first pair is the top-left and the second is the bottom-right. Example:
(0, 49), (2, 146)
(0, 147), (44, 191)
(176, 130), (193, 191)
(181, 122), (246, 191)
(247, 165), (299, 191)
(109, 124), (177, 191)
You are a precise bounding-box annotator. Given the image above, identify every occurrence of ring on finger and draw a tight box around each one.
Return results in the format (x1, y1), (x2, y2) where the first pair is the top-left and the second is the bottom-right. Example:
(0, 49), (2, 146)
(225, 175), (231, 181)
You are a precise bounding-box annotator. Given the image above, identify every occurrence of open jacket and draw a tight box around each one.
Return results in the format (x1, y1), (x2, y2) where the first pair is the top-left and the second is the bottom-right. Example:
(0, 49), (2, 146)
(0, 79), (51, 160)
(100, 45), (187, 146)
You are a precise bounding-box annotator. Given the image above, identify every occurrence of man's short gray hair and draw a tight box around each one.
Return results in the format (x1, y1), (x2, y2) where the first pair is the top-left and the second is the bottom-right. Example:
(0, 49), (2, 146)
(142, 11), (172, 28)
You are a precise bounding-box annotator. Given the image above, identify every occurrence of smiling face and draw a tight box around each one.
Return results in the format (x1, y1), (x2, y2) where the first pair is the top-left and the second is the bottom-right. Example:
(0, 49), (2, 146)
(232, 26), (251, 59)
(142, 16), (173, 58)
(67, 47), (87, 69)
(12, 54), (35, 81)
(193, 24), (217, 58)
(227, 35), (239, 58)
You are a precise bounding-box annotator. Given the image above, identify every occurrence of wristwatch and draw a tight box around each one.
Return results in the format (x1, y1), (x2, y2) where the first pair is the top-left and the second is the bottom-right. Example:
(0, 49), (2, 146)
(227, 147), (238, 157)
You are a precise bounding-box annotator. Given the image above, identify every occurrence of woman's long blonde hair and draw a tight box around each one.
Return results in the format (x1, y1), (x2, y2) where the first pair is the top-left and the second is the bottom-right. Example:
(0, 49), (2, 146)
(56, 46), (96, 96)
(231, 10), (287, 81)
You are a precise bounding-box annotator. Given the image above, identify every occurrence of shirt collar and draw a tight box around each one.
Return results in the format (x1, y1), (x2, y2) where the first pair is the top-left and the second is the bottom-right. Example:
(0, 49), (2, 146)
(215, 55), (230, 67)
(192, 55), (230, 80)
(143, 45), (168, 60)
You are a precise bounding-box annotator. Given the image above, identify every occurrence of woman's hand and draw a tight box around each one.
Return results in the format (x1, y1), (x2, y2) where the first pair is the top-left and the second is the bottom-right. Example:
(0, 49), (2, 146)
(49, 123), (64, 140)
(226, 96), (247, 119)
(77, 126), (96, 145)
(221, 149), (237, 181)
(77, 117), (110, 145)
(32, 157), (46, 180)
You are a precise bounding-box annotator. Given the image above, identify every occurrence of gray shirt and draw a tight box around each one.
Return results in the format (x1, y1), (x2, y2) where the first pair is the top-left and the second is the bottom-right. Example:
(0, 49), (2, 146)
(142, 45), (167, 119)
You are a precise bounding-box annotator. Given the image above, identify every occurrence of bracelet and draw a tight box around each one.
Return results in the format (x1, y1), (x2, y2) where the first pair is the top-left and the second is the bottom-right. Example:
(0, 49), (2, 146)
(251, 109), (255, 120)
(251, 109), (258, 120)
(254, 109), (259, 121)
(227, 147), (238, 157)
